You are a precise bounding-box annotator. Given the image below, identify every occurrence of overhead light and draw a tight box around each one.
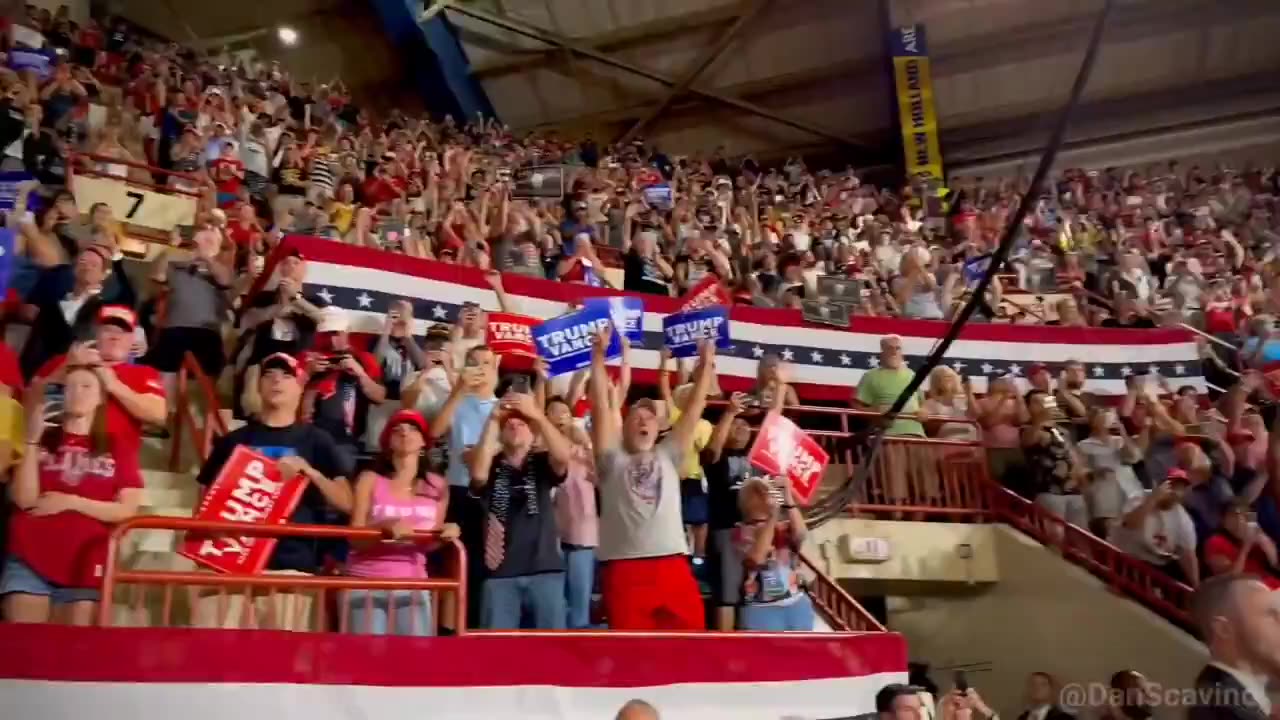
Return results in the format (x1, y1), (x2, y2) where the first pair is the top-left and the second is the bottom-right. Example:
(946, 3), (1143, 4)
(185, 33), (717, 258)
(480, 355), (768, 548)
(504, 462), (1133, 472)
(277, 27), (299, 46)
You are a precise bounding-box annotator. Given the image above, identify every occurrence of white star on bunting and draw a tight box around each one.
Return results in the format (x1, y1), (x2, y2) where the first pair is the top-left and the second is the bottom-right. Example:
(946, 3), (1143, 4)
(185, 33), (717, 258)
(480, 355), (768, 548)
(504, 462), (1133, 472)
(781, 349), (794, 361)
(356, 292), (373, 308)
(867, 356), (880, 369)
(1008, 363), (1022, 376)
(839, 353), (852, 366)
(1148, 364), (1160, 376)
(316, 288), (334, 304)
(431, 304), (448, 319)
(1092, 366), (1105, 377)
(751, 345), (765, 358)
(1174, 364), (1186, 376)
(1120, 366), (1133, 377)
(951, 361), (966, 372)
(810, 351), (824, 363)
(980, 362), (994, 374)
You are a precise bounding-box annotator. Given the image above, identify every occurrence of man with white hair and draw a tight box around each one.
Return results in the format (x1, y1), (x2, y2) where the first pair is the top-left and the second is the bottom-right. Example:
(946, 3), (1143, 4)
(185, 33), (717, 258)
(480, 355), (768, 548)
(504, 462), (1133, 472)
(623, 224), (674, 296)
(854, 335), (924, 437)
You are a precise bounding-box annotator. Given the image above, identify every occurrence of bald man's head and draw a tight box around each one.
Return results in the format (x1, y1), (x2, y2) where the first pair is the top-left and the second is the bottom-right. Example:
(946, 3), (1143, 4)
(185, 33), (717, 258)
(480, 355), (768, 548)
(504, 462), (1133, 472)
(1191, 573), (1258, 636)
(616, 699), (660, 720)
(1192, 573), (1280, 675)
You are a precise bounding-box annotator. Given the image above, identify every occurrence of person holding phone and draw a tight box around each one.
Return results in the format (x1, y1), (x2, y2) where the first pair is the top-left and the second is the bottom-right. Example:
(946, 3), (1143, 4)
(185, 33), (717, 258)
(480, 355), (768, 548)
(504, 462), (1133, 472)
(2, 364), (142, 625)
(467, 389), (573, 629)
(939, 679), (998, 720)
(301, 307), (386, 462)
(734, 475), (814, 631)
(364, 299), (426, 452)
(1203, 500), (1280, 589)
(1114, 469), (1200, 586)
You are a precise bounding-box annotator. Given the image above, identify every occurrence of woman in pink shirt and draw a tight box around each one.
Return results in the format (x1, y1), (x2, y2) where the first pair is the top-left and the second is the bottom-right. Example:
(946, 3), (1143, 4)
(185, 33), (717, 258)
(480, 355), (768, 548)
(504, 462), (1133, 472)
(345, 409), (458, 636)
(546, 395), (598, 629)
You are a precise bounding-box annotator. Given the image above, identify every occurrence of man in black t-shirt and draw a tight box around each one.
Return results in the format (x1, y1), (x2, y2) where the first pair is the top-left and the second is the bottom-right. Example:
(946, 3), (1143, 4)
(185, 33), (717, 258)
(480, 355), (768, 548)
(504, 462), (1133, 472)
(623, 228), (674, 296)
(702, 392), (755, 631)
(468, 391), (573, 629)
(194, 353), (354, 629)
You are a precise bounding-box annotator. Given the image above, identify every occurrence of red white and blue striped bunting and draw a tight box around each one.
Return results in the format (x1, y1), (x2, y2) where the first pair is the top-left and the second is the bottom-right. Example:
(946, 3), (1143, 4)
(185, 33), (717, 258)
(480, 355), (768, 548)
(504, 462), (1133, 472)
(265, 236), (1204, 402)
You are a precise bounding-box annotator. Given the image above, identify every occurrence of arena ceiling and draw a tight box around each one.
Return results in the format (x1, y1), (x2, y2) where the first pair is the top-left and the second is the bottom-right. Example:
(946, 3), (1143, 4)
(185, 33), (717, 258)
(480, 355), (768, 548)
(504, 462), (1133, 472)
(116, 0), (1280, 168)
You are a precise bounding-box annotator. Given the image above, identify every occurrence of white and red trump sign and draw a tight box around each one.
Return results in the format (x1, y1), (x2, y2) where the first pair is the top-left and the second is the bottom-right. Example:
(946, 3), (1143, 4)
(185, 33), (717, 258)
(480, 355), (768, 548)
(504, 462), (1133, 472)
(486, 312), (539, 357)
(178, 447), (307, 574)
(678, 275), (732, 313)
(747, 413), (829, 505)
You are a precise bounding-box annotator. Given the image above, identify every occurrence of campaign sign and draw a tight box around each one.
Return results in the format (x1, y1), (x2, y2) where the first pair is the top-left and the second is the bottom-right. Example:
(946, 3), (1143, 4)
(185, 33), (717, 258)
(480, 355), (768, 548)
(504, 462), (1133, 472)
(747, 413), (829, 506)
(678, 275), (732, 313)
(642, 183), (673, 211)
(486, 312), (539, 357)
(662, 305), (730, 359)
(0, 172), (33, 212)
(178, 447), (307, 575)
(532, 303), (621, 377)
(9, 49), (51, 80)
(584, 296), (644, 344)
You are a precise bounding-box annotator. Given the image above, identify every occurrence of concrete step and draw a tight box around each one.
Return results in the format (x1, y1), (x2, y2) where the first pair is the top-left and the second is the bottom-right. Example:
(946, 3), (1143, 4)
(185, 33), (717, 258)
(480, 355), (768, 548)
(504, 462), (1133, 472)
(140, 486), (199, 510)
(141, 469), (195, 490)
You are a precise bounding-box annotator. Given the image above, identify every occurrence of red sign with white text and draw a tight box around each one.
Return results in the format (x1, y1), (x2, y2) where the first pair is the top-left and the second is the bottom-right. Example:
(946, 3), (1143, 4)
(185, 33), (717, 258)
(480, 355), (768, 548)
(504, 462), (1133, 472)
(178, 447), (307, 575)
(747, 413), (829, 506)
(678, 275), (732, 313)
(486, 312), (539, 357)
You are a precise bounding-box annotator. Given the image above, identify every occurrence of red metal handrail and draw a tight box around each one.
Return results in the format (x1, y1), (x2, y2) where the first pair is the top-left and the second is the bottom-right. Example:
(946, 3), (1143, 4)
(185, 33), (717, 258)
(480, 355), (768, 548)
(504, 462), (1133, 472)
(169, 352), (229, 472)
(99, 516), (468, 633)
(797, 551), (886, 632)
(70, 151), (205, 197)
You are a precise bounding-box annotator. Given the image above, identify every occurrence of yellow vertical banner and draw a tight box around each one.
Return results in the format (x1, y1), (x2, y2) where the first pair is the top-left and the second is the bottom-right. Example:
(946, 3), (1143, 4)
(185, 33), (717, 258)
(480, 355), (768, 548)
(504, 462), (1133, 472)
(890, 25), (944, 182)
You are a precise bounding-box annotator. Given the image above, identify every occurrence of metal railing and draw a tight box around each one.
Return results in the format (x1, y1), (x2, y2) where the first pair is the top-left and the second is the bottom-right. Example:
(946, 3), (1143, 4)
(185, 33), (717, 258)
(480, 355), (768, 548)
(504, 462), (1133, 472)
(169, 352), (229, 472)
(100, 517), (468, 633)
(797, 551), (885, 632)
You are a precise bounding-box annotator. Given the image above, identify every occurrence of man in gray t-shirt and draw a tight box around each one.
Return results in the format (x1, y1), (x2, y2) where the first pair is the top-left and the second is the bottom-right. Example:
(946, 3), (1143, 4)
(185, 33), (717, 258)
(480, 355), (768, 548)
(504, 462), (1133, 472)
(589, 327), (717, 630)
(147, 231), (233, 379)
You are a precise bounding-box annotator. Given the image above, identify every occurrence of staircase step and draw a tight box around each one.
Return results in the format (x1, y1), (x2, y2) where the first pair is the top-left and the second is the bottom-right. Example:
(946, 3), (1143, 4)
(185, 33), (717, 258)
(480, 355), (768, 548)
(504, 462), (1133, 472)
(141, 486), (199, 510)
(142, 470), (194, 490)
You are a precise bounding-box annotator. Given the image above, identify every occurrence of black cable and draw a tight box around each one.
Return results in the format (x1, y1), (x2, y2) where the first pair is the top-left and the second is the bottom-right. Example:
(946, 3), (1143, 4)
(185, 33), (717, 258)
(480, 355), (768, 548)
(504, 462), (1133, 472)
(806, 0), (1115, 528)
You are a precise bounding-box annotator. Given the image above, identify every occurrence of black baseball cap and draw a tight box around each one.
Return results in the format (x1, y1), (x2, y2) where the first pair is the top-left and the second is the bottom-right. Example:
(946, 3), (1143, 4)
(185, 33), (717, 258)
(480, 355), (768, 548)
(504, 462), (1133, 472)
(876, 684), (921, 714)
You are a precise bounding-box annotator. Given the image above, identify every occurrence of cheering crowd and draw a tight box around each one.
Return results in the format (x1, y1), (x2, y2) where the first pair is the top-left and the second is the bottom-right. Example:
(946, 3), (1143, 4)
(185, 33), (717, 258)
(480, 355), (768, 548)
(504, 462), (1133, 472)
(0, 3), (1279, 643)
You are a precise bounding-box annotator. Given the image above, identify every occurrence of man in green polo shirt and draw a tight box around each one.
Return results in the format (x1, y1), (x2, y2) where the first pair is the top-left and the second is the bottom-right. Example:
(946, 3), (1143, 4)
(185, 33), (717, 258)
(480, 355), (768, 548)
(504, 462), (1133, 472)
(856, 335), (925, 437)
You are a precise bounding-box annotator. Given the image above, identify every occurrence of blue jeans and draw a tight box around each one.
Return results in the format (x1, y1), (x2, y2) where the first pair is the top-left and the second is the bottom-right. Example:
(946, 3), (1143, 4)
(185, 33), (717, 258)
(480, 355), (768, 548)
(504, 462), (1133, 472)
(343, 589), (434, 636)
(739, 594), (816, 632)
(563, 545), (596, 629)
(481, 573), (567, 630)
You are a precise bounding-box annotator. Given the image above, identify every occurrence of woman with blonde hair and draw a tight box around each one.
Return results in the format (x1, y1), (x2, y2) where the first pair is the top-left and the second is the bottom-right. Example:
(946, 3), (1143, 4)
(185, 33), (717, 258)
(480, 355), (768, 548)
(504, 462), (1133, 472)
(2, 366), (143, 624)
(734, 476), (814, 631)
(923, 366), (979, 442)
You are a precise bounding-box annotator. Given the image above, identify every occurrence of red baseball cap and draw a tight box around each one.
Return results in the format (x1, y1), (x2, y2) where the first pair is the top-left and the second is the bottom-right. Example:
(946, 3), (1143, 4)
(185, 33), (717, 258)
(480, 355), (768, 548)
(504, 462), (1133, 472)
(1027, 363), (1050, 377)
(380, 409), (430, 451)
(97, 305), (137, 332)
(260, 352), (305, 379)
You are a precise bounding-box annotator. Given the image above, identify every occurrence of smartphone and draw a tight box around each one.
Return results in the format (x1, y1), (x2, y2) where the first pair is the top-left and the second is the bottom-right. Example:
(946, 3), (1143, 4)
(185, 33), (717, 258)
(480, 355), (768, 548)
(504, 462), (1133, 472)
(954, 670), (969, 693)
(509, 375), (531, 394)
(42, 383), (65, 426)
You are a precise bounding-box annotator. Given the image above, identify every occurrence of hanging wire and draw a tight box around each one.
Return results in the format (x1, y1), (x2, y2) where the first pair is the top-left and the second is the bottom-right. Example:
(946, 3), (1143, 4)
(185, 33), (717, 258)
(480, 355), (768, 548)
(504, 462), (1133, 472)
(806, 0), (1116, 528)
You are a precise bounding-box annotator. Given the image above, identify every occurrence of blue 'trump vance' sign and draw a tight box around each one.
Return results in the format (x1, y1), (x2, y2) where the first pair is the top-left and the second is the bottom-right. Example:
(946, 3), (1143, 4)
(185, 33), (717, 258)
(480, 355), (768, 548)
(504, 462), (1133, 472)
(662, 306), (730, 358)
(532, 303), (622, 376)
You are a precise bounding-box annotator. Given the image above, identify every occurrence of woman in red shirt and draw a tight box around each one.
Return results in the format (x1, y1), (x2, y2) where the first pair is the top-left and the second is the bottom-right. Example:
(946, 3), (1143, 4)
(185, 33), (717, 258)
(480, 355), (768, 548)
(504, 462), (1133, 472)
(1204, 500), (1280, 590)
(1, 366), (143, 625)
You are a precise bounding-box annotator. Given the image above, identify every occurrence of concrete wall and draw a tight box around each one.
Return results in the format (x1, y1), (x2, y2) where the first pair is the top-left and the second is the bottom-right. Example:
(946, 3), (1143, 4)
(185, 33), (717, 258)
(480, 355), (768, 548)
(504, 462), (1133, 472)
(805, 519), (1000, 585)
(887, 526), (1205, 720)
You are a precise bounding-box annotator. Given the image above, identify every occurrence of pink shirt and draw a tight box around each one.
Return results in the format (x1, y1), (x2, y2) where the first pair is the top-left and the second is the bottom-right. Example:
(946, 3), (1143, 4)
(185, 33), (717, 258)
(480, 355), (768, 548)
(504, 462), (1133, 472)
(554, 444), (598, 548)
(346, 473), (446, 579)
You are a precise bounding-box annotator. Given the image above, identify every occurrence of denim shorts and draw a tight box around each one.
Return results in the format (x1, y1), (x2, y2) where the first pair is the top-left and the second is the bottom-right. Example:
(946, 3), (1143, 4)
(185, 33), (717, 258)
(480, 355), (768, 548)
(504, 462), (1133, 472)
(0, 557), (101, 605)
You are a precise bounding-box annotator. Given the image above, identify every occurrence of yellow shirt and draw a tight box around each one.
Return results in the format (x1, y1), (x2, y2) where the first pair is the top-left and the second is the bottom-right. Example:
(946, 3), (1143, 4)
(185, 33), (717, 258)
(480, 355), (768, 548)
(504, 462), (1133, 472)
(330, 202), (356, 235)
(0, 395), (26, 469)
(666, 406), (714, 480)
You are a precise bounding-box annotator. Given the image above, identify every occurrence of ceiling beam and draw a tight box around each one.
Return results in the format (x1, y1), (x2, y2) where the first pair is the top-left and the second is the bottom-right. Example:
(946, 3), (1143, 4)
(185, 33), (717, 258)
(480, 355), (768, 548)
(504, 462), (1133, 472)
(447, 3), (872, 149)
(616, 0), (772, 145)
(513, 0), (1279, 135)
(467, 4), (742, 79)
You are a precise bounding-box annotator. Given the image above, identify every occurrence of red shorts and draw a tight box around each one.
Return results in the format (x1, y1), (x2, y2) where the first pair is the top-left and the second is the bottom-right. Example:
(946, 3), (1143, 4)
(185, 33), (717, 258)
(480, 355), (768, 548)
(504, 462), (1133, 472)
(601, 555), (705, 631)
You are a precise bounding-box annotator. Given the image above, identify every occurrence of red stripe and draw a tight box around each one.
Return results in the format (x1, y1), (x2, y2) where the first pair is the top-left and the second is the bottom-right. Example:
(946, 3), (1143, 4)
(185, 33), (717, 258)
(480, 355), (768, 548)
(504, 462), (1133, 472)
(0, 625), (905, 687)
(271, 236), (1192, 348)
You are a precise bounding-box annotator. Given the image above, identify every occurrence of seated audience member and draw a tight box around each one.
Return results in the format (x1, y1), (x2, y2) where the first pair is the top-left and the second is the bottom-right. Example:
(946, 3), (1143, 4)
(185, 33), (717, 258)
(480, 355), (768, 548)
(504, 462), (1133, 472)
(302, 306), (386, 460)
(18, 244), (123, 379)
(145, 228), (233, 389)
(345, 409), (458, 636)
(1113, 468), (1200, 587)
(194, 353), (354, 630)
(364, 299), (426, 451)
(704, 392), (756, 631)
(735, 476), (814, 632)
(1203, 500), (1280, 589)
(468, 390), (572, 629)
(31, 306), (166, 453)
(592, 329), (716, 630)
(2, 364), (142, 625)
(543, 390), (598, 630)
(1016, 672), (1073, 720)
